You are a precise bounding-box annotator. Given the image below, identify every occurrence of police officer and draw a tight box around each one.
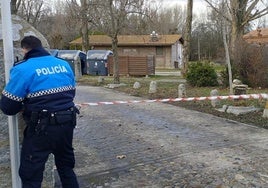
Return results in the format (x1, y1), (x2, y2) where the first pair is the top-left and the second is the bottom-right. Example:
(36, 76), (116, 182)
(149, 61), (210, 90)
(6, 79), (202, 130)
(0, 36), (79, 188)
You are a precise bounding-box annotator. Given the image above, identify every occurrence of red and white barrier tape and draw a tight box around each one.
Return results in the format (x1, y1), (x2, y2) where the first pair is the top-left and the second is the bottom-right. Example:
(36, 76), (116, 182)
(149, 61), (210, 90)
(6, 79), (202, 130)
(76, 93), (268, 107)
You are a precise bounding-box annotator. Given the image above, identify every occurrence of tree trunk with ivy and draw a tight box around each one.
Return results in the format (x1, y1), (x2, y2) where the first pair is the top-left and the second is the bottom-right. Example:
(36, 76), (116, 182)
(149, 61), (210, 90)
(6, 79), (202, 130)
(80, 0), (89, 51)
(109, 0), (120, 84)
(182, 0), (193, 76)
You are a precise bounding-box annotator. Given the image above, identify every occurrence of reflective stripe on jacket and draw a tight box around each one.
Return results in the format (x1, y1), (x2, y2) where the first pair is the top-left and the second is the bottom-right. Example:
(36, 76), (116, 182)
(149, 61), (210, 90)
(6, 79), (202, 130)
(0, 48), (76, 115)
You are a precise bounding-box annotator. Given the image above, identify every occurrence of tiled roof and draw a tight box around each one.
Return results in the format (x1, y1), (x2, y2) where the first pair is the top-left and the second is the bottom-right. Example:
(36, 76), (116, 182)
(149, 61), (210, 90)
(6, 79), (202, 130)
(70, 34), (183, 46)
(243, 28), (268, 44)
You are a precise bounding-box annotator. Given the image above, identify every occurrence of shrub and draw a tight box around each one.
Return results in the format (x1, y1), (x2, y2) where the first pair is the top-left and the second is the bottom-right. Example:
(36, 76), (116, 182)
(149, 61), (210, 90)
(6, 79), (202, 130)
(186, 61), (219, 87)
(229, 41), (268, 88)
(239, 44), (268, 88)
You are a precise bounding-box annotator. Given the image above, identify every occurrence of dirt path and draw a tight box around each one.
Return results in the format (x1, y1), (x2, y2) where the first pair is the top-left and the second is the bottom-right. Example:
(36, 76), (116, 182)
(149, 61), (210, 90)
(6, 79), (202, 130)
(58, 85), (268, 187)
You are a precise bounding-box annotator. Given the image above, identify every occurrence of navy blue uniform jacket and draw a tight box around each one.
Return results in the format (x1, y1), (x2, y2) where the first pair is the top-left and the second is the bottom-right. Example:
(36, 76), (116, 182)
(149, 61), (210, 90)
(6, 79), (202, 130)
(0, 48), (76, 116)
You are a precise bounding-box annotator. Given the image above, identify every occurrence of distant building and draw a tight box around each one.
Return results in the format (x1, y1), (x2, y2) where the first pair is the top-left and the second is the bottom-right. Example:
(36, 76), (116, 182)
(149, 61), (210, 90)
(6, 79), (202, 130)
(243, 28), (268, 45)
(69, 33), (184, 69)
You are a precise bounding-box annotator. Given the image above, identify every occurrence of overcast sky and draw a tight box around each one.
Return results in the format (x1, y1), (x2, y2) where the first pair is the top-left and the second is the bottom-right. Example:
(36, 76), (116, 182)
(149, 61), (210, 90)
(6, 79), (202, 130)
(151, 0), (208, 13)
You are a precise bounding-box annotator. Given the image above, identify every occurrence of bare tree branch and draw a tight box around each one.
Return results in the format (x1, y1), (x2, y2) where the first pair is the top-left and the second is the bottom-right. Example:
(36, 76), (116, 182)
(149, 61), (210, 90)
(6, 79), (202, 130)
(203, 0), (232, 22)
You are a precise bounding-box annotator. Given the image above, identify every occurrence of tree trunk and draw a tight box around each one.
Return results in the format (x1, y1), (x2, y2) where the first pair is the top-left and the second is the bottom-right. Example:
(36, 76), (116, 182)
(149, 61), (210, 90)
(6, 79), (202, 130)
(80, 0), (89, 51)
(223, 20), (233, 95)
(112, 36), (120, 84)
(108, 0), (120, 84)
(182, 0), (193, 76)
(229, 0), (246, 65)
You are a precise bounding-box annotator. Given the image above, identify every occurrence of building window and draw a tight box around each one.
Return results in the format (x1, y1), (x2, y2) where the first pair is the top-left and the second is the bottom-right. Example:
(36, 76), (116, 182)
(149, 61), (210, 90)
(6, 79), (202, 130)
(156, 47), (163, 56)
(123, 48), (137, 54)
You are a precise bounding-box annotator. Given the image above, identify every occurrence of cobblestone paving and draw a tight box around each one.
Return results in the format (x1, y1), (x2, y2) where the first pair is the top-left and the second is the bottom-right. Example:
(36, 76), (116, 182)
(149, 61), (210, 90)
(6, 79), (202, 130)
(57, 85), (268, 188)
(2, 85), (268, 188)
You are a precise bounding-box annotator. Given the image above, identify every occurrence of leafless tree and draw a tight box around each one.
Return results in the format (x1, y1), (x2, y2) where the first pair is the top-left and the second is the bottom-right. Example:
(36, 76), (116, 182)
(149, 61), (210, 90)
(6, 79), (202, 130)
(65, 0), (92, 51)
(152, 5), (186, 35)
(35, 0), (81, 49)
(11, 0), (22, 14)
(191, 10), (224, 61)
(220, 1), (233, 94)
(90, 0), (145, 84)
(203, 0), (268, 64)
(119, 2), (186, 35)
(14, 0), (52, 28)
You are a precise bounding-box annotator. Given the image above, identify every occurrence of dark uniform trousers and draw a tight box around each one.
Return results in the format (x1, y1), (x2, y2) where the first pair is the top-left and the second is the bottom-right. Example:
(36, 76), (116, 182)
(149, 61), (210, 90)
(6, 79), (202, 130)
(19, 110), (79, 188)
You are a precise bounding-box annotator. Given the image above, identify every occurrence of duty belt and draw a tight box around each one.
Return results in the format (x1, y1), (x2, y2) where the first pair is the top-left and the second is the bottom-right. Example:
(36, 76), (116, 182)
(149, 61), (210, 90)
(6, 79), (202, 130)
(30, 107), (79, 126)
